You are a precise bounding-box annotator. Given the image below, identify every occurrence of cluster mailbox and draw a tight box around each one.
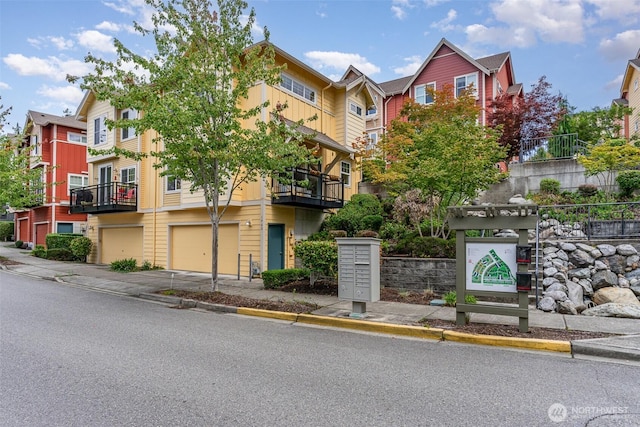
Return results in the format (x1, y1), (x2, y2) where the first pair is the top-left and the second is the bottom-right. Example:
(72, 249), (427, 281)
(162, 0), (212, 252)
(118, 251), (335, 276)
(336, 238), (380, 315)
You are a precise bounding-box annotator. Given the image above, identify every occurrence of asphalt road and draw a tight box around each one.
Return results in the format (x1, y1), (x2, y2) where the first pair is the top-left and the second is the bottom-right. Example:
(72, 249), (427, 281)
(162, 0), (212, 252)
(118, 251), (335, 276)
(1, 271), (639, 427)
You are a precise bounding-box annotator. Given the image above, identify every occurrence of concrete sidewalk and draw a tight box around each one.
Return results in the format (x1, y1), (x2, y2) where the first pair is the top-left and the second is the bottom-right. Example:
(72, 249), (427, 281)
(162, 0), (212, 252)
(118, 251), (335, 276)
(1, 244), (639, 362)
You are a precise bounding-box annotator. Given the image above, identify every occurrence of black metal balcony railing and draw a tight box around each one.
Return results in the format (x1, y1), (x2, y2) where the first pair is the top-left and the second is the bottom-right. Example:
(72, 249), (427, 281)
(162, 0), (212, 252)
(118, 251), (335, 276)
(519, 133), (587, 163)
(271, 168), (344, 209)
(69, 182), (137, 214)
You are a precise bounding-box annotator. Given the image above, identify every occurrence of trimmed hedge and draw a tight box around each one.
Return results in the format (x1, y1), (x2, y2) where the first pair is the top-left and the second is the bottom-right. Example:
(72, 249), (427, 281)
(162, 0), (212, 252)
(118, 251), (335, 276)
(45, 233), (83, 250)
(262, 268), (310, 289)
(45, 248), (76, 261)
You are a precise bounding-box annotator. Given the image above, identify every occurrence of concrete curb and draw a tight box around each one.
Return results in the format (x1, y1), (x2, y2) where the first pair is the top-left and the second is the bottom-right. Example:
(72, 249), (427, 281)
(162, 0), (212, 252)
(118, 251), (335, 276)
(443, 330), (572, 353)
(572, 340), (640, 361)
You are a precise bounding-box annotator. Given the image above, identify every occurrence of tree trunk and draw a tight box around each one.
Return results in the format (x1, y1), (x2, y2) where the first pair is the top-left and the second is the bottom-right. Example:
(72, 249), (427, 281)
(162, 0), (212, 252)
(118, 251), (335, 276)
(211, 218), (219, 292)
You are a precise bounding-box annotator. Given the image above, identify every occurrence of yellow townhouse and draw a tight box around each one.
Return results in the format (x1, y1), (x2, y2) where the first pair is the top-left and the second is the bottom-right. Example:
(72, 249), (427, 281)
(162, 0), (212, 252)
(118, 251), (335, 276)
(70, 42), (376, 277)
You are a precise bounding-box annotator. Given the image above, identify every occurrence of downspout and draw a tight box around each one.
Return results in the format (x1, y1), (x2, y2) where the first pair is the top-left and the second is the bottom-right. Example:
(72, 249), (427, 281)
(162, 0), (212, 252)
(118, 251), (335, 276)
(51, 124), (57, 233)
(151, 130), (158, 267)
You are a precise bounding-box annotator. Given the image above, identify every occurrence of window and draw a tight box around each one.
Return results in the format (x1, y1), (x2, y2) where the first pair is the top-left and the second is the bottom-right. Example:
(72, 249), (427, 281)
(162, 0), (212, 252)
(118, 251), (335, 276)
(121, 167), (136, 184)
(366, 105), (377, 116)
(280, 74), (316, 103)
(67, 132), (87, 144)
(57, 223), (74, 234)
(415, 82), (435, 104)
(341, 161), (351, 187)
(121, 109), (137, 140)
(455, 73), (477, 98)
(94, 115), (107, 145)
(68, 174), (89, 192)
(30, 135), (38, 155)
(166, 175), (181, 192)
(367, 132), (378, 151)
(349, 101), (363, 117)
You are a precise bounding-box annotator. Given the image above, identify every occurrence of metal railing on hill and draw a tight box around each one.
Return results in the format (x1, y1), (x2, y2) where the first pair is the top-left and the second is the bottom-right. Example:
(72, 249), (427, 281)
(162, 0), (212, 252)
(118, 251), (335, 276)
(519, 133), (587, 163)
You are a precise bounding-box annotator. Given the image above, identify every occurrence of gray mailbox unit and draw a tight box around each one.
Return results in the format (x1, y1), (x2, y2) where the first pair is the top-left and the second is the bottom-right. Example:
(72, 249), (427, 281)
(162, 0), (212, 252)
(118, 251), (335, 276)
(336, 238), (380, 316)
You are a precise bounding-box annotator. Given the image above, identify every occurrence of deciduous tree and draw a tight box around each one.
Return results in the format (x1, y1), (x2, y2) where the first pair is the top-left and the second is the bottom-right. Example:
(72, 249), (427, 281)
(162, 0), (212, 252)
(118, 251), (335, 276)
(69, 0), (316, 290)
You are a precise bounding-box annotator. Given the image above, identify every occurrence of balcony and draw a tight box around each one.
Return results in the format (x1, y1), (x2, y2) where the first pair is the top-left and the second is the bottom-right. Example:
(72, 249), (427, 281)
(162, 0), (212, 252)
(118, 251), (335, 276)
(69, 182), (137, 214)
(271, 168), (343, 209)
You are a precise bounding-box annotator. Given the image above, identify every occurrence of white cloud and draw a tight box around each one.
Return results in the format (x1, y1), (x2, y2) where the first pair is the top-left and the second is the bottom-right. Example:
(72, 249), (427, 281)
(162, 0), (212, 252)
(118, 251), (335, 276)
(49, 36), (74, 50)
(303, 51), (381, 76)
(3, 54), (93, 82)
(96, 21), (122, 32)
(0, 82), (10, 90)
(424, 0), (450, 6)
(587, 0), (640, 25)
(27, 38), (43, 49)
(393, 55), (423, 76)
(36, 85), (85, 104)
(604, 74), (623, 91)
(466, 0), (585, 48)
(599, 30), (640, 61)
(76, 30), (116, 54)
(103, 0), (136, 15)
(431, 8), (457, 32)
(391, 0), (414, 20)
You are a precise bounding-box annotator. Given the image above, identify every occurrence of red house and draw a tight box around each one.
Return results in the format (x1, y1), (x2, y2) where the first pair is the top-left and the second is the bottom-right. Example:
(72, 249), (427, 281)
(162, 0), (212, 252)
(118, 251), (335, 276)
(14, 111), (88, 247)
(378, 38), (522, 127)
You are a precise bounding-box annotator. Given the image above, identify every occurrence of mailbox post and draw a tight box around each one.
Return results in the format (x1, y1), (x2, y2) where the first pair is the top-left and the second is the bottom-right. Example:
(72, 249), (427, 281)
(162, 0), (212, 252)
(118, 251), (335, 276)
(336, 238), (380, 317)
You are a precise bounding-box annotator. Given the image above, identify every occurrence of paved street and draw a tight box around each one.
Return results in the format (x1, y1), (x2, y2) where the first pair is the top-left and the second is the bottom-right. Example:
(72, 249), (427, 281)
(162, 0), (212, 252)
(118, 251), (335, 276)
(2, 273), (640, 426)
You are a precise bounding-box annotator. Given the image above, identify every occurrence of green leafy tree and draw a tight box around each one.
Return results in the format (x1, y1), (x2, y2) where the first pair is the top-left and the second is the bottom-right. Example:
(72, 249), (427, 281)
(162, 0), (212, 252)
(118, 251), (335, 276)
(0, 99), (49, 212)
(553, 103), (632, 145)
(577, 138), (640, 198)
(367, 84), (505, 238)
(69, 0), (316, 290)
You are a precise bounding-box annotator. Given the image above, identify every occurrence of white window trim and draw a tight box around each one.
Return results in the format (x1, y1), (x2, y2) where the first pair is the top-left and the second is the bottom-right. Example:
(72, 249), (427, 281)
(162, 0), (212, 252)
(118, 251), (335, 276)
(166, 175), (181, 193)
(454, 72), (478, 99)
(280, 73), (316, 104)
(121, 109), (137, 141)
(67, 131), (87, 144)
(340, 161), (351, 188)
(349, 101), (363, 117)
(68, 173), (89, 193)
(30, 134), (39, 155)
(94, 115), (107, 146)
(367, 132), (378, 150)
(415, 82), (436, 105)
(120, 166), (137, 184)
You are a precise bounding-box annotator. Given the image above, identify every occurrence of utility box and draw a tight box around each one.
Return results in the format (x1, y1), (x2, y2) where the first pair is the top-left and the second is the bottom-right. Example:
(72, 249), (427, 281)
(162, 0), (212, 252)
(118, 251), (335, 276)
(336, 238), (380, 303)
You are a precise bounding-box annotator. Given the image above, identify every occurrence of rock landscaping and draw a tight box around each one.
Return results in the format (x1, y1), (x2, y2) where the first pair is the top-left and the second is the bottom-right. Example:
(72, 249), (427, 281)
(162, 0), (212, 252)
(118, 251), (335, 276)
(539, 241), (640, 318)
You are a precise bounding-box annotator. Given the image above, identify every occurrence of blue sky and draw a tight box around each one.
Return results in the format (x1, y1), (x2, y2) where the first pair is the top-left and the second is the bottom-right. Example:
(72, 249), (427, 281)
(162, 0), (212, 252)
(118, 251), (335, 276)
(1, 0), (639, 132)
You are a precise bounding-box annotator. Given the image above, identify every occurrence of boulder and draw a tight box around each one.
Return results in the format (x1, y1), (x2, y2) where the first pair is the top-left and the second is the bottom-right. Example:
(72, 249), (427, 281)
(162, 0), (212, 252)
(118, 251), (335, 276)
(593, 287), (640, 306)
(556, 300), (577, 315)
(596, 244), (616, 257)
(542, 277), (559, 288)
(577, 279), (594, 296)
(591, 270), (618, 290)
(556, 250), (569, 261)
(560, 242), (576, 252)
(568, 249), (594, 267)
(566, 281), (584, 306)
(546, 283), (568, 294)
(508, 194), (534, 205)
(631, 285), (640, 297)
(543, 246), (559, 255)
(603, 255), (628, 275)
(582, 303), (640, 319)
(538, 296), (557, 312)
(617, 244), (638, 256)
(544, 290), (568, 302)
(568, 268), (590, 280)
(576, 243), (596, 253)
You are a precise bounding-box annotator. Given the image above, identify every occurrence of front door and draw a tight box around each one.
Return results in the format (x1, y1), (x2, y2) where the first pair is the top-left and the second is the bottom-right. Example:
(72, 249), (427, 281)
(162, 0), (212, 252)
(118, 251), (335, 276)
(98, 164), (112, 205)
(267, 224), (285, 271)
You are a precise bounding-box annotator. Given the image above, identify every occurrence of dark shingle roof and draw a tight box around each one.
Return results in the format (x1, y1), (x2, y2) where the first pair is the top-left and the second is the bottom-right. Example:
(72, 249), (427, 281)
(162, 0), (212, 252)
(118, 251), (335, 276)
(476, 52), (509, 72)
(28, 110), (87, 130)
(378, 76), (412, 95)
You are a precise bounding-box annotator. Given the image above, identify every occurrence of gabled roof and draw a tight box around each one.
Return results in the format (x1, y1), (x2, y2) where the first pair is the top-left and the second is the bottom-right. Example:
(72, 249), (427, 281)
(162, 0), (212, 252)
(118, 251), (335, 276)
(612, 98), (628, 107)
(379, 76), (412, 96)
(282, 117), (354, 155)
(25, 110), (87, 132)
(507, 83), (523, 96)
(620, 56), (640, 96)
(476, 52), (510, 72)
(401, 38), (492, 94)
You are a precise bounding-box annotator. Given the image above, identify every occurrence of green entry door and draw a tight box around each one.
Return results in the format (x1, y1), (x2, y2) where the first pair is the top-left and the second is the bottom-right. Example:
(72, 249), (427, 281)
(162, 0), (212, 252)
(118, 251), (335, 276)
(268, 224), (285, 271)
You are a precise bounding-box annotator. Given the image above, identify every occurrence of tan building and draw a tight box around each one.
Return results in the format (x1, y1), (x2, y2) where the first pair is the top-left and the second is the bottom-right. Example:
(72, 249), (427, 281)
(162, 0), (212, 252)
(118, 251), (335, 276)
(71, 43), (375, 277)
(618, 48), (640, 141)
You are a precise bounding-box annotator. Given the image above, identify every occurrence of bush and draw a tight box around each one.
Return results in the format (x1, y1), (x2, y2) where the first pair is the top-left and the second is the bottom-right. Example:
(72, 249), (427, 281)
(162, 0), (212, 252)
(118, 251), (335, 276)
(539, 178), (560, 195)
(307, 230), (333, 241)
(355, 230), (379, 238)
(443, 291), (477, 307)
(577, 184), (598, 198)
(617, 170), (640, 198)
(360, 214), (383, 232)
(45, 248), (76, 261)
(322, 194), (383, 236)
(379, 222), (409, 240)
(0, 221), (13, 241)
(15, 240), (23, 248)
(294, 240), (338, 278)
(69, 237), (92, 260)
(32, 244), (46, 258)
(110, 258), (138, 272)
(45, 233), (83, 250)
(392, 235), (456, 258)
(262, 268), (310, 289)
(140, 260), (162, 271)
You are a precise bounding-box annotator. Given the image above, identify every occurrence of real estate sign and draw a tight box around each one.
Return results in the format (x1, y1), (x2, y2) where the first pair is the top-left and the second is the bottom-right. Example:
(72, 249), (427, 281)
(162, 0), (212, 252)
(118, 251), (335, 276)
(466, 243), (517, 293)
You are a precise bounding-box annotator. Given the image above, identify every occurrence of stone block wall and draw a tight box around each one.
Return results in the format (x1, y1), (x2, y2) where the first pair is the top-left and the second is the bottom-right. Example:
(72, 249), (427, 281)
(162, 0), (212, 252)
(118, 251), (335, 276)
(380, 257), (456, 294)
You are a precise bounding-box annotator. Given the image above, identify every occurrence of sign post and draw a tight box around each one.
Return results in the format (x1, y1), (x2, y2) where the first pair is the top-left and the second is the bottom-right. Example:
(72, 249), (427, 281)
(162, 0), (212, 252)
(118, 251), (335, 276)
(448, 205), (537, 332)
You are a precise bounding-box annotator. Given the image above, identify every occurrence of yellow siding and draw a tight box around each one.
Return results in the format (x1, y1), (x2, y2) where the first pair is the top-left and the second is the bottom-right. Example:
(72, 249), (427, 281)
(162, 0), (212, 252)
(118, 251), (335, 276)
(86, 100), (114, 162)
(630, 68), (640, 140)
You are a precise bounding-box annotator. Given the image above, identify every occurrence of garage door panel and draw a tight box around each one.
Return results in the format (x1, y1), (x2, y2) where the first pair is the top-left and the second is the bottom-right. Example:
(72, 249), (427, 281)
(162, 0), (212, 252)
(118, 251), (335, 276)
(171, 224), (238, 274)
(100, 227), (143, 265)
